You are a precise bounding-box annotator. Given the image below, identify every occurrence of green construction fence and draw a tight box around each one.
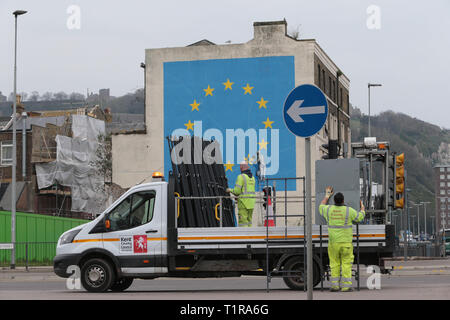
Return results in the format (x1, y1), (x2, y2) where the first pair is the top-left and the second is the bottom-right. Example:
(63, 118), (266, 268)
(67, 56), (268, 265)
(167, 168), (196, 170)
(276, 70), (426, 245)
(0, 211), (89, 266)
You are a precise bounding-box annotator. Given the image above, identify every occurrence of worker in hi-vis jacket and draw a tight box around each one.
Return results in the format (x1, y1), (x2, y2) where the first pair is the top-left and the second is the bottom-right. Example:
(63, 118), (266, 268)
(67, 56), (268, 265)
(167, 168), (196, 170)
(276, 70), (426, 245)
(319, 186), (365, 292)
(226, 162), (256, 227)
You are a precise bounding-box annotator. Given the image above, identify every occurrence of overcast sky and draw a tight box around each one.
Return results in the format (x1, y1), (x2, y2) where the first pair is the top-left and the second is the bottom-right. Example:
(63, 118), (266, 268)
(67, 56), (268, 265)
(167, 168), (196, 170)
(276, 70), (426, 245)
(1, 0), (449, 128)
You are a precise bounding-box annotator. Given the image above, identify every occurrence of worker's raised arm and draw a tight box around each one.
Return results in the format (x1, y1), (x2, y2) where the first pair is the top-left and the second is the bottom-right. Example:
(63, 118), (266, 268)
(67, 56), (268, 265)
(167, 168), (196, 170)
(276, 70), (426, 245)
(351, 200), (366, 223)
(319, 186), (333, 219)
(320, 186), (333, 205)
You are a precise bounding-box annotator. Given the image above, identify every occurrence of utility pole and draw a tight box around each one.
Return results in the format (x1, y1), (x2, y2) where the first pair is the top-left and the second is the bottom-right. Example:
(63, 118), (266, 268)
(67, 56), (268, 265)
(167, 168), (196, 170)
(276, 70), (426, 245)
(305, 137), (313, 300)
(404, 184), (410, 261)
(367, 83), (382, 137)
(411, 202), (422, 238)
(11, 9), (27, 269)
(421, 201), (431, 239)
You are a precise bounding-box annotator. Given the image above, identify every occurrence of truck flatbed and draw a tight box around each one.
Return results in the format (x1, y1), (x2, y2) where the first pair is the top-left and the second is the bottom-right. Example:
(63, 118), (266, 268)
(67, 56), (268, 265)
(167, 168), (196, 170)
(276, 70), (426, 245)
(177, 225), (388, 250)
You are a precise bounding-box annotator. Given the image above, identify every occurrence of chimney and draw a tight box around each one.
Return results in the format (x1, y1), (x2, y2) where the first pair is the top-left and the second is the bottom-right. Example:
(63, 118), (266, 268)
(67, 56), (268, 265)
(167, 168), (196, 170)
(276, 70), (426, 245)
(253, 20), (287, 41)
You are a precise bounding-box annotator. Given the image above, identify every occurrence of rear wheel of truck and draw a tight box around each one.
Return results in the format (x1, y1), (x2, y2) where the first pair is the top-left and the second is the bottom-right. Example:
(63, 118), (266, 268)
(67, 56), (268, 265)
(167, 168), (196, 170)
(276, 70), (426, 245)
(282, 256), (320, 290)
(80, 258), (116, 293)
(110, 278), (134, 292)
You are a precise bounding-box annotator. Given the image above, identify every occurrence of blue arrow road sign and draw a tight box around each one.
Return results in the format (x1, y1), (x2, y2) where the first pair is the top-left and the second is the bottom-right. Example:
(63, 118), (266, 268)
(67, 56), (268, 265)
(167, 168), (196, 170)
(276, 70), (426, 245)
(283, 84), (328, 138)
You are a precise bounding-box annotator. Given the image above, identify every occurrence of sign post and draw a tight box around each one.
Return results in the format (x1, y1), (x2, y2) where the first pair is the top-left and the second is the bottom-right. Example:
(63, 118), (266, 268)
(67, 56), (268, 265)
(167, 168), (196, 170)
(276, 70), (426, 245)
(283, 84), (328, 300)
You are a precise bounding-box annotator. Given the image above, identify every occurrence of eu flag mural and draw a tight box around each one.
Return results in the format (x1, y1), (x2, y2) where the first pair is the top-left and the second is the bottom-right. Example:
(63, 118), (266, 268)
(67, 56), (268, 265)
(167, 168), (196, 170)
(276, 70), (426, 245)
(164, 56), (296, 190)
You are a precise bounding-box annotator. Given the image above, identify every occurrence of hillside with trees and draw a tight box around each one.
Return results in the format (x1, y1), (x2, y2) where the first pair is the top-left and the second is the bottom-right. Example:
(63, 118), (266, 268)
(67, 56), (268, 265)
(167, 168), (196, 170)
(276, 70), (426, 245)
(351, 105), (450, 232)
(0, 88), (144, 116)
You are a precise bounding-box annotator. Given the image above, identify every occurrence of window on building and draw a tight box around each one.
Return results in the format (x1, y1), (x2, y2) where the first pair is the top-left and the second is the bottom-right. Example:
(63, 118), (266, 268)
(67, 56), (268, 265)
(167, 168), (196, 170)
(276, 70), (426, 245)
(441, 190), (446, 195)
(328, 77), (332, 96)
(318, 65), (321, 87)
(332, 80), (336, 101)
(322, 70), (325, 91)
(1, 141), (13, 166)
(441, 168), (445, 172)
(441, 182), (446, 187)
(441, 175), (446, 180)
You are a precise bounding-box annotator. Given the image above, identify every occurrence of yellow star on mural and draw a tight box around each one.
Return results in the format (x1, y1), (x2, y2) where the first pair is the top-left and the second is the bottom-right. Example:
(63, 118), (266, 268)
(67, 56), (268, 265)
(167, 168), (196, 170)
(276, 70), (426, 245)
(262, 117), (274, 129)
(256, 97), (268, 109)
(258, 139), (269, 150)
(223, 79), (234, 90)
(203, 85), (214, 97)
(242, 83), (254, 95)
(244, 154), (256, 165)
(224, 161), (234, 172)
(190, 100), (200, 111)
(184, 120), (194, 131)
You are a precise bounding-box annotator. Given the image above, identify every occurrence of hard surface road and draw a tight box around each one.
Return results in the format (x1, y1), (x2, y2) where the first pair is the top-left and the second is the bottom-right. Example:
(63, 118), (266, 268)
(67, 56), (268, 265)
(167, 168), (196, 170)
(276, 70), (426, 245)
(1, 261), (450, 300)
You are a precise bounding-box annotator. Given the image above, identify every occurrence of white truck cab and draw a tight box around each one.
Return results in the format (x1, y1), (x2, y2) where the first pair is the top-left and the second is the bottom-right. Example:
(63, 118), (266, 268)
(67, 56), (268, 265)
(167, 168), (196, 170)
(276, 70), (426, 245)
(54, 181), (169, 292)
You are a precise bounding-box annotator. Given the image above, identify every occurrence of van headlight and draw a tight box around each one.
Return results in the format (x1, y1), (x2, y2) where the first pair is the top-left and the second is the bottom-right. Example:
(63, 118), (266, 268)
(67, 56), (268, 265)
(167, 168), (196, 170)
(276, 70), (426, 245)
(59, 229), (81, 245)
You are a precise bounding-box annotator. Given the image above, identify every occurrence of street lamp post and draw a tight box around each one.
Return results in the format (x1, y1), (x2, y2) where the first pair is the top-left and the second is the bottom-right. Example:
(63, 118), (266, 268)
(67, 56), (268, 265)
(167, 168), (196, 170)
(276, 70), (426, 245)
(404, 186), (411, 261)
(11, 9), (27, 269)
(368, 83), (382, 137)
(421, 201), (431, 239)
(411, 202), (423, 239)
(411, 215), (416, 236)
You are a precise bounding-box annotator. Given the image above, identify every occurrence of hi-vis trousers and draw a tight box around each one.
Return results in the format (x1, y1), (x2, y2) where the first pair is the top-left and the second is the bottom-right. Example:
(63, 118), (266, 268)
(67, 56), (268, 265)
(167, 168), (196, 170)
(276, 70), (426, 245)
(328, 242), (354, 291)
(238, 207), (253, 227)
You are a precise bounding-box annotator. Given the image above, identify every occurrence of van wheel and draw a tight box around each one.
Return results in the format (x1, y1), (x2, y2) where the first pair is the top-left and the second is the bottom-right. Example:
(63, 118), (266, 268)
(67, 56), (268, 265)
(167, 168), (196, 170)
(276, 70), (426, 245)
(81, 258), (116, 292)
(110, 278), (134, 292)
(282, 257), (320, 290)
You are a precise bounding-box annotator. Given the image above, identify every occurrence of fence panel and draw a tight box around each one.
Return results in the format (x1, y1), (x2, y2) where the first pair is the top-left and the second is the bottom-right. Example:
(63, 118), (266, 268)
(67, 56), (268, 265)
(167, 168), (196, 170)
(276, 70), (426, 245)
(0, 211), (88, 266)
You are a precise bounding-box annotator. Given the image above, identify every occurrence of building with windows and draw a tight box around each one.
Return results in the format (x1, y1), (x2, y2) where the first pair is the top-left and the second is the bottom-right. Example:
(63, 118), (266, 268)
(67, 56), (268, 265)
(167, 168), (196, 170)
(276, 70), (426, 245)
(435, 164), (450, 232)
(0, 105), (113, 219)
(112, 20), (351, 226)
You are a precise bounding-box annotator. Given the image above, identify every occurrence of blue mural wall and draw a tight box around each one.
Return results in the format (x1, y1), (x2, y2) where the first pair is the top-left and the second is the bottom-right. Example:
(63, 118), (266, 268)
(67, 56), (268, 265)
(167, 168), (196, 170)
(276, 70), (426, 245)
(163, 56), (296, 190)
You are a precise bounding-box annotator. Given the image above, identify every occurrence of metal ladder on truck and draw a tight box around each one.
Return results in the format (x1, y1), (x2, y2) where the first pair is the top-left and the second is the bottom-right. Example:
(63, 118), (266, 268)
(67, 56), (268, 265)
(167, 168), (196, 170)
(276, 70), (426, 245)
(260, 175), (361, 292)
(262, 177), (308, 293)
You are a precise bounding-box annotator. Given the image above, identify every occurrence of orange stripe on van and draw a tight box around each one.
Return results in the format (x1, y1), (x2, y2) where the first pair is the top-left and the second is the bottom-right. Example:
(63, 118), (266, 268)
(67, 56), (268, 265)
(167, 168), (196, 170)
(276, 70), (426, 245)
(177, 234), (385, 241)
(72, 237), (167, 243)
(72, 234), (385, 243)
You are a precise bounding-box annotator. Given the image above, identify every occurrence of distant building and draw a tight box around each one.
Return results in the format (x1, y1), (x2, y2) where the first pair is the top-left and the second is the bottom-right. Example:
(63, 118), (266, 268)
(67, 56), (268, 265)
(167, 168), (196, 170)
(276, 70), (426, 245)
(99, 88), (110, 108)
(0, 105), (113, 219)
(435, 165), (450, 232)
(0, 91), (6, 103)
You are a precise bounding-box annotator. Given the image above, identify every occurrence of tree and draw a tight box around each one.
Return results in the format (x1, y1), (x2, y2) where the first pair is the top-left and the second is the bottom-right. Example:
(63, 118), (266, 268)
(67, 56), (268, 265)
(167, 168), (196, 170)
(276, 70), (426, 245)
(53, 91), (68, 100)
(288, 24), (301, 40)
(91, 133), (112, 184)
(41, 92), (53, 101)
(29, 91), (40, 101)
(69, 92), (85, 101)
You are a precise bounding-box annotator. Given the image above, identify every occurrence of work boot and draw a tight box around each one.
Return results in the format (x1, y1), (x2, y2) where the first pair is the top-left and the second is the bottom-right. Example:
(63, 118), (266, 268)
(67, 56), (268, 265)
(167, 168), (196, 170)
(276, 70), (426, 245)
(330, 287), (340, 292)
(341, 287), (354, 292)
